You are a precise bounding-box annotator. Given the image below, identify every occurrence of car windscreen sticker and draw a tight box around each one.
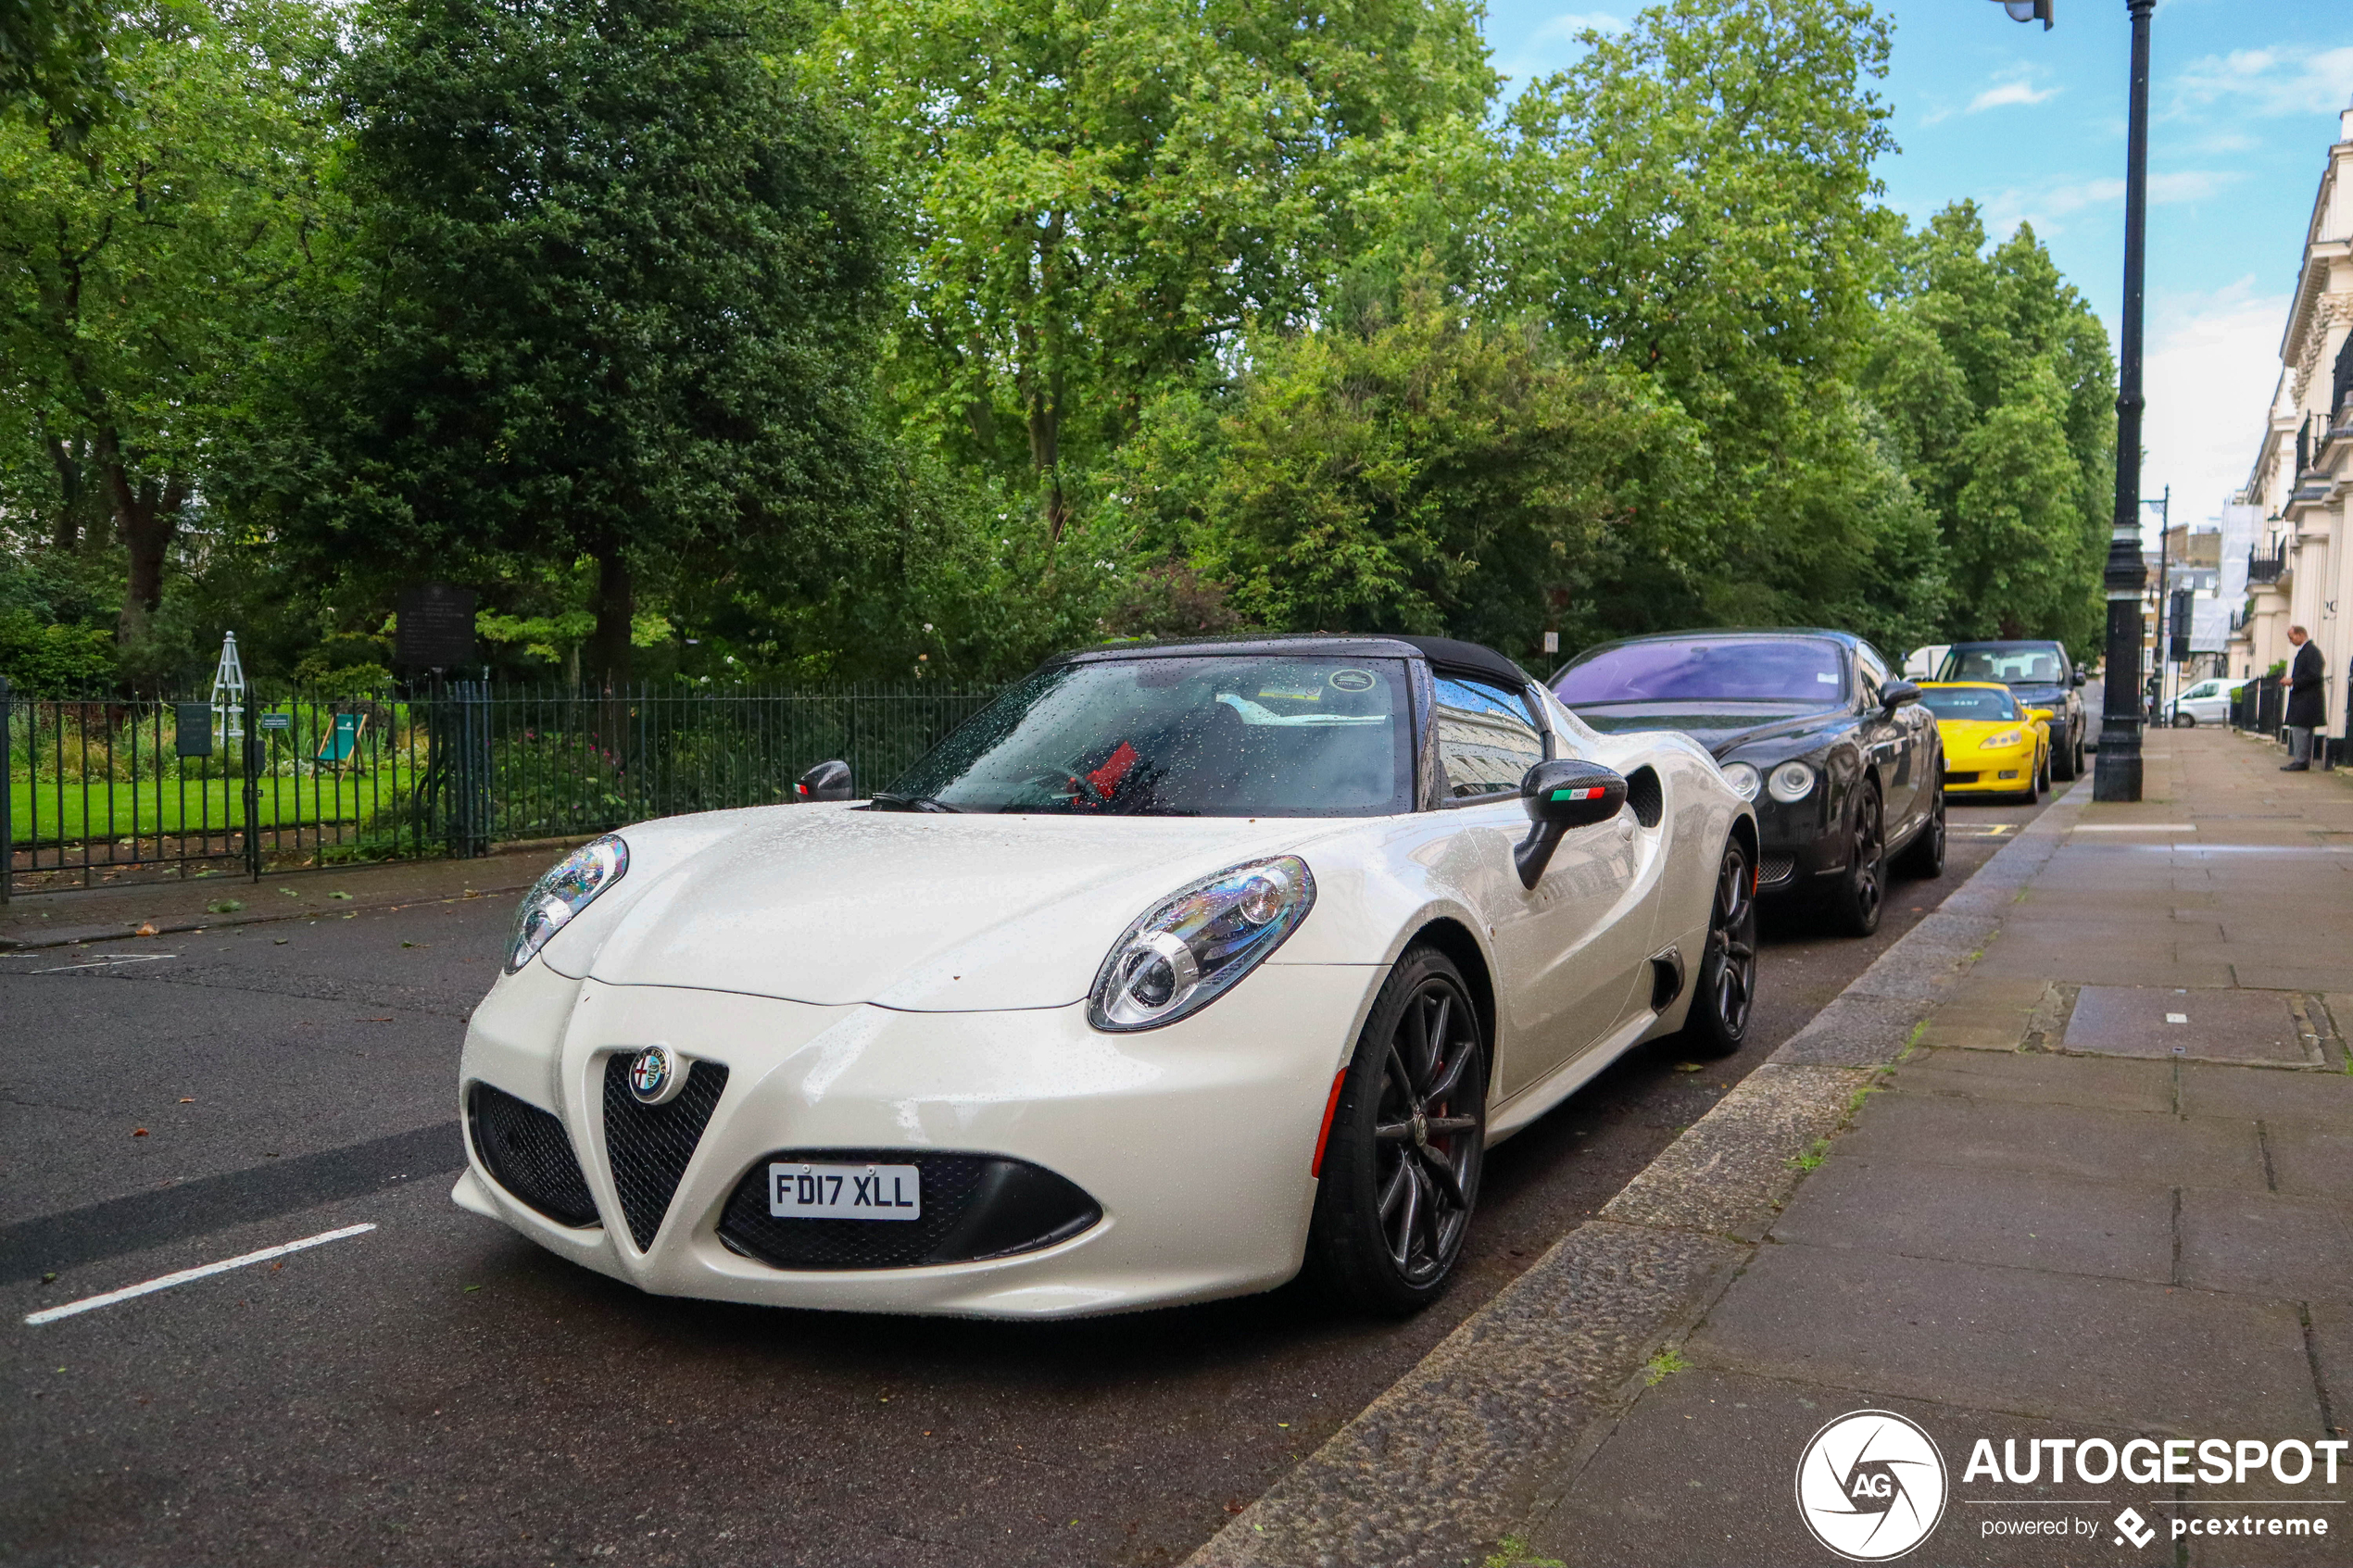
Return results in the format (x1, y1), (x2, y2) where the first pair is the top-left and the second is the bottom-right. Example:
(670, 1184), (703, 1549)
(1816, 671), (1839, 683)
(1328, 669), (1376, 693)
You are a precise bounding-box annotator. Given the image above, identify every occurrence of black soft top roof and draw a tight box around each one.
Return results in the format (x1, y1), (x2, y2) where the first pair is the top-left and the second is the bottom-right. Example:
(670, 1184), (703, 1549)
(1050, 632), (1536, 690)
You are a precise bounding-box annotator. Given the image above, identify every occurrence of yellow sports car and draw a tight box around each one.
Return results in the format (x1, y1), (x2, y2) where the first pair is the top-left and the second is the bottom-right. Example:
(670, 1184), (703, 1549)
(1920, 682), (2050, 802)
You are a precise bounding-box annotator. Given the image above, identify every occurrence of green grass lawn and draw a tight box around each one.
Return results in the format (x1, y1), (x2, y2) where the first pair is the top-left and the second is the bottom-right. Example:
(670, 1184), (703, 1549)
(6, 764), (421, 847)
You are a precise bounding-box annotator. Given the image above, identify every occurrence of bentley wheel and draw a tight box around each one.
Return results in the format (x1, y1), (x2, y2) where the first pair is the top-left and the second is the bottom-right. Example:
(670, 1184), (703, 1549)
(1680, 838), (1756, 1058)
(1307, 947), (1487, 1315)
(1894, 778), (1945, 879)
(1827, 784), (1884, 937)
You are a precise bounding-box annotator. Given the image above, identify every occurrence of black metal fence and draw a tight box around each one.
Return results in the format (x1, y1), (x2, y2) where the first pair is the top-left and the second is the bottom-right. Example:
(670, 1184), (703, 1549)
(2, 679), (996, 897)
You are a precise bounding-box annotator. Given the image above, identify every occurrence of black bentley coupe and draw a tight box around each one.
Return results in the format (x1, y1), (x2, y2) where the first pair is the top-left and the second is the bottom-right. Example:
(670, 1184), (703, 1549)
(1551, 629), (1944, 935)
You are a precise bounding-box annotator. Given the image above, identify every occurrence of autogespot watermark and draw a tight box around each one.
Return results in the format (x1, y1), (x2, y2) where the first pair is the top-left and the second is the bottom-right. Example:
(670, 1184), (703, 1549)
(1796, 1412), (2347, 1560)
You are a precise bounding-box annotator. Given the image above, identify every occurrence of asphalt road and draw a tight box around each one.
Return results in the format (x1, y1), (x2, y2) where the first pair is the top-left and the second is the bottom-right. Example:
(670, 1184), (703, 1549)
(1, 788), (2054, 1568)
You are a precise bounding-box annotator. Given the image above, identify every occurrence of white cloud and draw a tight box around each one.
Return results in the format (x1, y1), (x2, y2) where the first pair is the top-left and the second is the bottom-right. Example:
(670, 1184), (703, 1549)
(1982, 169), (2232, 236)
(1967, 80), (2060, 115)
(2142, 280), (2289, 527)
(2170, 44), (2353, 119)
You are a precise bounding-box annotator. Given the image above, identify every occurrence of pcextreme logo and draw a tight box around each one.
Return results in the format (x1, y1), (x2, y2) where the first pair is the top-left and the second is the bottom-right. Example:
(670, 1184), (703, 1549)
(1795, 1411), (1949, 1562)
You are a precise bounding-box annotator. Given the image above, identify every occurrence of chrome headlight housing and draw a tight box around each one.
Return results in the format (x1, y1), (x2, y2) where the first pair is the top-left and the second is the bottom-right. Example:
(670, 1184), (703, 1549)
(507, 834), (629, 972)
(1089, 856), (1315, 1032)
(1719, 761), (1761, 800)
(1767, 760), (1817, 803)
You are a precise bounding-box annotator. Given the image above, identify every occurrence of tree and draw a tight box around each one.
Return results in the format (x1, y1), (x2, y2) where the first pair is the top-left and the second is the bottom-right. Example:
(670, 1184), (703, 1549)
(1101, 281), (1705, 665)
(826, 0), (1494, 537)
(1, 0), (338, 643)
(261, 0), (888, 684)
(1862, 203), (2113, 653)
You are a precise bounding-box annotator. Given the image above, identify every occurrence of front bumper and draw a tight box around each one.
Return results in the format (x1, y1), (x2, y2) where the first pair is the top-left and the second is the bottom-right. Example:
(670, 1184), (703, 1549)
(1943, 746), (2035, 794)
(455, 960), (1382, 1318)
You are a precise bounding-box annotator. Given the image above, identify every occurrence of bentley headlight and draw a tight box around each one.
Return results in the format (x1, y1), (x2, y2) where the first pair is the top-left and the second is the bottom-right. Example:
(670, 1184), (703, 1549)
(1719, 761), (1761, 800)
(507, 834), (629, 972)
(1984, 729), (2023, 749)
(1089, 857), (1315, 1031)
(1767, 761), (1817, 803)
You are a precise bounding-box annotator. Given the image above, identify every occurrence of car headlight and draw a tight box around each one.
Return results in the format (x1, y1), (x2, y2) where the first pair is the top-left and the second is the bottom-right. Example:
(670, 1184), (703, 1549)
(1767, 761), (1816, 803)
(1719, 761), (1761, 800)
(1983, 730), (2023, 749)
(507, 834), (629, 972)
(1089, 856), (1315, 1031)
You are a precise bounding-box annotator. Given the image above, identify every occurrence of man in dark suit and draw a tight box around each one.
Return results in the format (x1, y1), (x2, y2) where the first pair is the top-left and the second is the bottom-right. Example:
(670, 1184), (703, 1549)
(2281, 625), (2324, 771)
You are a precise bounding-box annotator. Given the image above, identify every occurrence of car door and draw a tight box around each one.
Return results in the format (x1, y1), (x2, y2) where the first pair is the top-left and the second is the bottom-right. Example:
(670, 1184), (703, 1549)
(1855, 642), (1919, 832)
(1423, 675), (1645, 1100)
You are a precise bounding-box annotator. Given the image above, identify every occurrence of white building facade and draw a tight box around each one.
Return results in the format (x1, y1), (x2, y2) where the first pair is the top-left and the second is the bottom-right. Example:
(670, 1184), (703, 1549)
(2227, 104), (2353, 759)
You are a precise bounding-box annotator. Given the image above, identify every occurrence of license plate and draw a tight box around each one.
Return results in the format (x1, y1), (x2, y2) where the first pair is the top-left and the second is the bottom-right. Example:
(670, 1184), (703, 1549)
(767, 1162), (922, 1222)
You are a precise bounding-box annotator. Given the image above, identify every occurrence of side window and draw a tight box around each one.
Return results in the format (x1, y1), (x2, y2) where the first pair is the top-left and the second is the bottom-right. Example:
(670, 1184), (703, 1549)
(1856, 645), (1887, 707)
(1432, 677), (1545, 800)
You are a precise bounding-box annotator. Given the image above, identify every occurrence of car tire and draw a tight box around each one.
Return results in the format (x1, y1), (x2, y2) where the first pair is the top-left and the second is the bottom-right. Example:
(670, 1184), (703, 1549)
(2036, 750), (2051, 796)
(2050, 723), (2074, 781)
(1826, 783), (1885, 937)
(1305, 946), (1487, 1316)
(1679, 837), (1757, 1058)
(2173, 712), (2196, 729)
(1894, 779), (1945, 879)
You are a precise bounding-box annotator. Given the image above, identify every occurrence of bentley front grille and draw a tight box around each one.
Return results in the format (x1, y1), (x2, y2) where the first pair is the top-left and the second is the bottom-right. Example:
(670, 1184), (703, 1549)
(601, 1054), (730, 1250)
(1756, 854), (1797, 887)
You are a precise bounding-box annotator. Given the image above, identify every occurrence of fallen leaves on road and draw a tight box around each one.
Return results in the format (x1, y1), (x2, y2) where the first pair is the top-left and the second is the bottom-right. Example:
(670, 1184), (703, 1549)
(133, 922), (158, 937)
(179, 1098), (195, 1103)
(206, 899), (244, 914)
(329, 891), (352, 900)
(1672, 1061), (1703, 1073)
(359, 1016), (393, 1022)
(132, 1128), (148, 1137)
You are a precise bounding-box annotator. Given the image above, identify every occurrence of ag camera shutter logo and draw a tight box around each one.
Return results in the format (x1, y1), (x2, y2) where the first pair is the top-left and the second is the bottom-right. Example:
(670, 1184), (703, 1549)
(1795, 1410), (1949, 1561)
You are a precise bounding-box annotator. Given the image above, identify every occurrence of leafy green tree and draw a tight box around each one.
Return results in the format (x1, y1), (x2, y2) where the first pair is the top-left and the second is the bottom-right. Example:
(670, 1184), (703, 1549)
(1, 0), (110, 126)
(826, 0), (1494, 536)
(1101, 282), (1705, 665)
(258, 0), (888, 684)
(1863, 203), (2112, 653)
(2, 0), (339, 643)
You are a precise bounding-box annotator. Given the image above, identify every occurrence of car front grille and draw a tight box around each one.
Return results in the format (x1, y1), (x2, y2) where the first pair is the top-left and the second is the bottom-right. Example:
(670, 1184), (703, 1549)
(1756, 854), (1796, 887)
(1942, 771), (1980, 785)
(468, 1083), (598, 1229)
(601, 1054), (730, 1250)
(717, 1149), (1101, 1272)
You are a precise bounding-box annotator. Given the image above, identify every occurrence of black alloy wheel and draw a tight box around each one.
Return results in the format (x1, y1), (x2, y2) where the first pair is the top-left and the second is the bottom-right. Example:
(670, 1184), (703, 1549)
(1828, 783), (1885, 936)
(1306, 947), (1487, 1315)
(1894, 778), (1945, 879)
(1680, 837), (1757, 1058)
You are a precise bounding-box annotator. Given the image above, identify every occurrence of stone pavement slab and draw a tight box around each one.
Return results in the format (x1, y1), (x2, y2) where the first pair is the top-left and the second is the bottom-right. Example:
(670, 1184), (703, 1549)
(1688, 1243), (2323, 1435)
(1886, 1047), (2175, 1115)
(2178, 1060), (2353, 1125)
(2063, 985), (2317, 1065)
(1768, 1158), (2175, 1285)
(2175, 1187), (2353, 1302)
(1834, 1093), (2269, 1192)
(2260, 1120), (2353, 1201)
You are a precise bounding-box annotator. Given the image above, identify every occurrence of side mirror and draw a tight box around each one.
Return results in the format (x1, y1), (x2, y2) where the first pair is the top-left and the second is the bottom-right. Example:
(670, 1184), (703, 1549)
(796, 759), (852, 801)
(2071, 670), (2088, 686)
(1879, 680), (1921, 711)
(1514, 759), (1627, 889)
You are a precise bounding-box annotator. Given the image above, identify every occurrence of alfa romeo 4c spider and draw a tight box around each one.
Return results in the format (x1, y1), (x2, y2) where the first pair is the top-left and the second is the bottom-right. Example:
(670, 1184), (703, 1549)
(455, 635), (1759, 1318)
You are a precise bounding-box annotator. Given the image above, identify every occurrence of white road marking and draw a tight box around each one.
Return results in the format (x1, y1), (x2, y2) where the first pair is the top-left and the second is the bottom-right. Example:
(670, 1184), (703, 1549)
(23, 1223), (376, 1326)
(29, 953), (180, 974)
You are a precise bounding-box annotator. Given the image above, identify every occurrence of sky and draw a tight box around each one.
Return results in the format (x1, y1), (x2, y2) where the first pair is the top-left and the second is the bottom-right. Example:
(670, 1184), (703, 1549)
(1478, 0), (2353, 541)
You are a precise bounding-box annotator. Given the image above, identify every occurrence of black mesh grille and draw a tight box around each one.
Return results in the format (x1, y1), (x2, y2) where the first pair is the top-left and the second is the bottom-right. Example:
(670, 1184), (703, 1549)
(468, 1083), (598, 1228)
(1756, 854), (1796, 887)
(1942, 771), (1980, 785)
(601, 1055), (730, 1250)
(717, 1149), (1101, 1271)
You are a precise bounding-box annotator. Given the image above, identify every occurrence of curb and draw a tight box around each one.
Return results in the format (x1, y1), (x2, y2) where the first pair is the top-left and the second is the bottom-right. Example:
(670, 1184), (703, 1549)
(1189, 784), (2093, 1567)
(0, 864), (557, 950)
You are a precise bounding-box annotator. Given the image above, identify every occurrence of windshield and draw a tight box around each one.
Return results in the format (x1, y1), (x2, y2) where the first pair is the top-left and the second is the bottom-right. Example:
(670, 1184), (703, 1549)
(1939, 646), (2064, 684)
(1554, 639), (1846, 705)
(1919, 686), (2018, 721)
(882, 655), (1415, 816)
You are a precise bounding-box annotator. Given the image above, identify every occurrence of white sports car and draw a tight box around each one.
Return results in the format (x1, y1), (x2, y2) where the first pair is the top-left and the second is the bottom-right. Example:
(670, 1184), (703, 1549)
(454, 635), (1759, 1318)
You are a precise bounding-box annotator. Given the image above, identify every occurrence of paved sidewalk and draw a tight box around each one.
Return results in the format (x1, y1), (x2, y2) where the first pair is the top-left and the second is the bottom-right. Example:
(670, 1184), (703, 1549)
(0, 842), (572, 948)
(1195, 729), (2349, 1568)
(1523, 729), (2353, 1566)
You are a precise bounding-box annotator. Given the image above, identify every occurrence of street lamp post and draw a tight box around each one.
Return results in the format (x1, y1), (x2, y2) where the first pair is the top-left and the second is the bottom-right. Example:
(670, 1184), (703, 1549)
(1991, 0), (2152, 799)
(2096, 0), (2158, 801)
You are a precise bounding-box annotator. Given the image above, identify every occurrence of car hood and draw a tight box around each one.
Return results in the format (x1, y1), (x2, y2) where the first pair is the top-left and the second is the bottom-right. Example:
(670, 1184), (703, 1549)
(562, 808), (1343, 1011)
(1569, 702), (1847, 759)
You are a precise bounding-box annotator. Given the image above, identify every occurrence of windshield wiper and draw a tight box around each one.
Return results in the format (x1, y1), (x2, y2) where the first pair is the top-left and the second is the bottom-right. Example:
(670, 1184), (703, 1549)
(867, 792), (961, 813)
